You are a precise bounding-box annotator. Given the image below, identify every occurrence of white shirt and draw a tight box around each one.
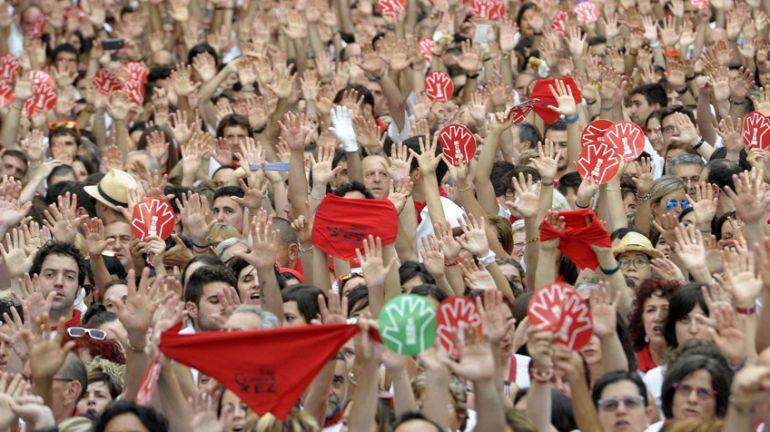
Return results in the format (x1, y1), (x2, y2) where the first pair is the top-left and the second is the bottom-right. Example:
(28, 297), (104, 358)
(642, 365), (666, 411)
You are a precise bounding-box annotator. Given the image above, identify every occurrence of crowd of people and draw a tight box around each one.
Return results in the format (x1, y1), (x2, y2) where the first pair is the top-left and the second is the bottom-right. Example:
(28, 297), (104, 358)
(0, 0), (767, 430)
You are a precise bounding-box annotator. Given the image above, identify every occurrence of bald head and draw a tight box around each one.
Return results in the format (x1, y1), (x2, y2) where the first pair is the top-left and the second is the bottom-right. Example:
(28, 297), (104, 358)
(362, 155), (391, 199)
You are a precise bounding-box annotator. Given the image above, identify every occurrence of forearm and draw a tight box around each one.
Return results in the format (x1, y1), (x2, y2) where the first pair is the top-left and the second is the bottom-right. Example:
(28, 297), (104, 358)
(346, 149), (363, 183)
(114, 120), (129, 158)
(383, 244), (401, 302)
(1, 101), (23, 150)
(393, 201), (418, 262)
(601, 183), (628, 232)
(89, 254), (113, 300)
(335, 0), (354, 35)
(566, 121), (581, 170)
(94, 108), (107, 148)
(270, 180), (289, 218)
(696, 90), (718, 145)
(526, 380), (553, 432)
(421, 370), (450, 429)
(422, 174), (446, 230)
(534, 247), (558, 290)
(311, 248), (332, 297)
(634, 201), (651, 235)
(755, 292), (770, 353)
(347, 360), (379, 432)
(595, 252), (632, 317)
(600, 335), (629, 373)
(198, 64), (233, 103)
(524, 216), (539, 291)
(537, 184), (554, 223)
(475, 130), (502, 215)
(486, 262), (514, 303)
(391, 368), (417, 417)
(256, 265), (284, 323)
(445, 265), (465, 296)
(288, 150), (309, 219)
(303, 361), (334, 427)
(124, 348), (150, 401)
(378, 75), (406, 131)
(567, 370), (602, 432)
(19, 173), (45, 203)
(157, 358), (194, 432)
(473, 378), (507, 432)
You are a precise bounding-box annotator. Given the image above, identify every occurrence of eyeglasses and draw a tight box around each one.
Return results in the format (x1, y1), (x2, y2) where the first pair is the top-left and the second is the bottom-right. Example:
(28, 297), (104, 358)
(672, 382), (717, 400)
(66, 327), (107, 341)
(48, 120), (81, 135)
(665, 199), (690, 210)
(618, 256), (651, 269)
(597, 395), (645, 412)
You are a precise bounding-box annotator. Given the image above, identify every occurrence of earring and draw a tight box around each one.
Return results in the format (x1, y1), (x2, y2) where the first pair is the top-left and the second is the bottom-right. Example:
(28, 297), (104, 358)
(644, 335), (649, 343)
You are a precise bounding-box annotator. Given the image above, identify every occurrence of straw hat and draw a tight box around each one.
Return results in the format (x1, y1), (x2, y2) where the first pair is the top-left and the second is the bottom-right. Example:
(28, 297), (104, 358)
(612, 231), (664, 259)
(84, 169), (138, 211)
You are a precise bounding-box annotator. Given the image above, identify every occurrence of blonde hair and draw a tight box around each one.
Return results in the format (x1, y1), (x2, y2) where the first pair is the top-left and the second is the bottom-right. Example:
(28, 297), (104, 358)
(251, 409), (319, 432)
(665, 418), (724, 432)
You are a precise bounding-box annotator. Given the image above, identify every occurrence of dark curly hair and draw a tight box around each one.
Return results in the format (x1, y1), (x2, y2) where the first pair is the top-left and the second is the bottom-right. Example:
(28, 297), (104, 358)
(628, 278), (681, 351)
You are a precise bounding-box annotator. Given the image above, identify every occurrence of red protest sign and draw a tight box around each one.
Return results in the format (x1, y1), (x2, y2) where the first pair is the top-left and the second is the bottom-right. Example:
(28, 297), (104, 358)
(124, 80), (146, 106)
(424, 71), (454, 103)
(574, 2), (600, 24)
(743, 111), (770, 150)
(436, 297), (482, 359)
(0, 54), (20, 83)
(576, 142), (622, 184)
(376, 0), (406, 18)
(130, 197), (176, 241)
(527, 283), (593, 351)
(124, 62), (149, 85)
(558, 288), (593, 350)
(136, 354), (162, 406)
(438, 123), (476, 166)
(550, 10), (568, 35)
(690, 0), (708, 9)
(507, 99), (538, 125)
(581, 119), (613, 149)
(530, 77), (582, 124)
(93, 69), (123, 96)
(0, 80), (13, 107)
(419, 38), (435, 63)
(30, 70), (53, 88)
(470, 0), (505, 20)
(604, 121), (645, 161)
(23, 83), (57, 117)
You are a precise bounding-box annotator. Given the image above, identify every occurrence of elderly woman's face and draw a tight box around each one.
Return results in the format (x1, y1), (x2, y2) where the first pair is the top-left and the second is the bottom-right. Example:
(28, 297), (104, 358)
(671, 369), (717, 421)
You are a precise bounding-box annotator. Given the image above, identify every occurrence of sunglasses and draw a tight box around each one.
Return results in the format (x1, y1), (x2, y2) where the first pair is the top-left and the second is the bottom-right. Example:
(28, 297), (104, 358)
(67, 327), (107, 341)
(597, 395), (645, 412)
(665, 199), (690, 210)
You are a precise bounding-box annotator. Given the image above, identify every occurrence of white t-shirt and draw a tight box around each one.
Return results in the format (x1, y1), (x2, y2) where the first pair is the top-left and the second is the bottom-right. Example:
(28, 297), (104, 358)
(643, 365), (666, 411)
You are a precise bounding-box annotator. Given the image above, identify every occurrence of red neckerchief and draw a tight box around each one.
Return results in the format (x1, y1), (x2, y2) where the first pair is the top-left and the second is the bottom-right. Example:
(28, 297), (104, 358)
(413, 187), (448, 224)
(51, 309), (82, 331)
(637, 345), (657, 373)
(323, 400), (348, 427)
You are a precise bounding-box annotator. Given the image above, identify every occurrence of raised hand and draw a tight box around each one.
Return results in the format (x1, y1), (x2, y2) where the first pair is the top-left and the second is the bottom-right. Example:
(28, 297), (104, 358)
(107, 90), (131, 122)
(315, 291), (348, 325)
(24, 315), (76, 379)
(356, 235), (396, 290)
(686, 183), (718, 226)
(0, 372), (26, 430)
(192, 52), (217, 82)
(530, 140), (562, 182)
(311, 145), (342, 187)
(476, 289), (516, 345)
(714, 245), (762, 308)
(175, 192), (215, 246)
(389, 142), (415, 181)
(457, 40), (482, 74)
(631, 158), (654, 196)
(459, 258), (495, 290)
(329, 106), (358, 151)
(650, 257), (686, 282)
(575, 174), (598, 209)
(439, 326), (495, 381)
(717, 116), (743, 153)
(505, 173), (539, 219)
(0, 228), (34, 279)
(546, 79), (577, 117)
(457, 213), (490, 257)
(42, 192), (87, 245)
(409, 134), (443, 176)
(280, 111), (312, 152)
(723, 168), (769, 224)
(10, 394), (55, 430)
(420, 234), (445, 278)
(235, 210), (279, 269)
(114, 268), (171, 350)
(541, 211), (566, 250)
(434, 221), (461, 261)
(672, 224), (706, 271)
(589, 281), (621, 338)
(696, 301), (747, 368)
(0, 177), (31, 232)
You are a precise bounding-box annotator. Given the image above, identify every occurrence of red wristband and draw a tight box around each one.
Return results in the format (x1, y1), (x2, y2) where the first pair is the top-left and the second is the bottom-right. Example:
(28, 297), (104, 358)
(735, 305), (756, 315)
(444, 258), (462, 267)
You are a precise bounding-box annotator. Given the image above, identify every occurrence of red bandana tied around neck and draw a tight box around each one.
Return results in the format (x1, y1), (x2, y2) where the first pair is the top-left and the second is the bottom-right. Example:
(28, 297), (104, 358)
(159, 324), (364, 419)
(539, 209), (610, 270)
(530, 77), (583, 124)
(312, 194), (399, 261)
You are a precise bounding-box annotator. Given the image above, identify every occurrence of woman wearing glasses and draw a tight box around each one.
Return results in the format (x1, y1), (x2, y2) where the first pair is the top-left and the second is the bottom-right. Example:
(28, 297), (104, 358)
(646, 354), (732, 432)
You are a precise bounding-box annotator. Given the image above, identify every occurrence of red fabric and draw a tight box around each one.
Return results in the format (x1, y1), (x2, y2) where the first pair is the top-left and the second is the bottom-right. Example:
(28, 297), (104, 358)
(530, 77), (583, 124)
(636, 345), (657, 373)
(52, 309), (82, 331)
(159, 324), (362, 419)
(312, 194), (398, 261)
(413, 187), (447, 224)
(539, 209), (610, 270)
(278, 267), (305, 283)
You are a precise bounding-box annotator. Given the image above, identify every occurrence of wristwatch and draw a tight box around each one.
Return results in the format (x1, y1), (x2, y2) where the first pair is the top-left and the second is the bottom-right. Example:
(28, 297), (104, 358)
(478, 251), (497, 267)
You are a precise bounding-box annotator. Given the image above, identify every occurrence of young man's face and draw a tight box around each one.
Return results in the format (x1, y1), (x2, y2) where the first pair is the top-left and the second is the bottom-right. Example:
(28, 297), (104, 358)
(1, 154), (26, 180)
(51, 134), (78, 164)
(213, 196), (245, 231)
(55, 51), (77, 71)
(628, 94), (656, 126)
(222, 125), (249, 146)
(188, 282), (231, 331)
(38, 254), (80, 315)
(76, 380), (114, 420)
